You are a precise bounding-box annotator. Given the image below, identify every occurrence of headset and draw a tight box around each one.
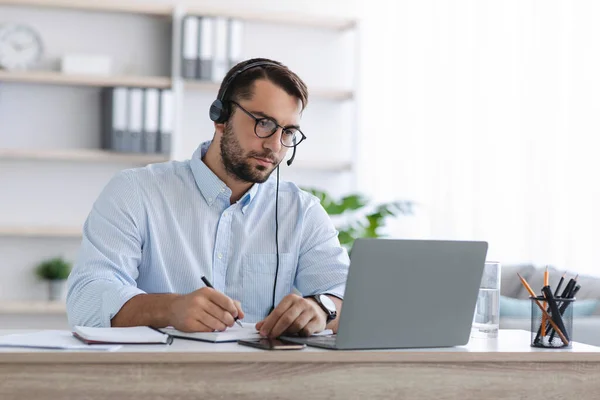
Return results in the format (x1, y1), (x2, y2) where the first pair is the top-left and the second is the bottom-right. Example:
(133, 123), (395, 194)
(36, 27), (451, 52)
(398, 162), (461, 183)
(209, 60), (297, 312)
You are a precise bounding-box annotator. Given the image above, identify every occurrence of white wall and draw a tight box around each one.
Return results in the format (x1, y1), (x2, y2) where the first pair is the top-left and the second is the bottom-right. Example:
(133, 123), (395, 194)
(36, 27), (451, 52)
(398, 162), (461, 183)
(0, 0), (358, 303)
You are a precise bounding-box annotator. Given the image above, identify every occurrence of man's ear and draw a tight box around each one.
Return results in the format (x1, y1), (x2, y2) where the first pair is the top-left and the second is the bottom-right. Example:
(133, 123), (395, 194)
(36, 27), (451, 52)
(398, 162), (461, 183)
(213, 122), (225, 137)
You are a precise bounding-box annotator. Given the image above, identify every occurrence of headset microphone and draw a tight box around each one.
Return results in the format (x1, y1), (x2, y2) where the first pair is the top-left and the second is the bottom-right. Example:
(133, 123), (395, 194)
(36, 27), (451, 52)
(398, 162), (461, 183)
(286, 146), (296, 166)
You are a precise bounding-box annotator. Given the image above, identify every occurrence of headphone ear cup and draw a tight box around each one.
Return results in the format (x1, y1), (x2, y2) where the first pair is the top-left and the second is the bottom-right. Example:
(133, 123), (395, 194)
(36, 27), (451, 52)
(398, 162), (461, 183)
(209, 99), (229, 123)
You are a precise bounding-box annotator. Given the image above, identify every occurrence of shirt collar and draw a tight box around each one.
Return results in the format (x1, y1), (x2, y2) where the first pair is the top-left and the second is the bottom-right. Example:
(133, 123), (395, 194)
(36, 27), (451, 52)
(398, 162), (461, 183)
(190, 140), (259, 212)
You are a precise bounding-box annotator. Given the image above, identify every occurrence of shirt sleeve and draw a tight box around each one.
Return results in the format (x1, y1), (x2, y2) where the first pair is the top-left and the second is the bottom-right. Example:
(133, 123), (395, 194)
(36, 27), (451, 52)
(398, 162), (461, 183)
(294, 197), (350, 299)
(66, 170), (146, 328)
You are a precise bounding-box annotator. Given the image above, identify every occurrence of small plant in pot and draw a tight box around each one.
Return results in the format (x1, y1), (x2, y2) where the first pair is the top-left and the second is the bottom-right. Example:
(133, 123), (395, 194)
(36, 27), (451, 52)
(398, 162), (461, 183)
(35, 257), (72, 302)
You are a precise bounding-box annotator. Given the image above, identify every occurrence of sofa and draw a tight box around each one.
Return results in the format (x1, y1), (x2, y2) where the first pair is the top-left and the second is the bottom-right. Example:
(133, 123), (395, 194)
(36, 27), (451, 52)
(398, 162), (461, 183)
(500, 264), (600, 346)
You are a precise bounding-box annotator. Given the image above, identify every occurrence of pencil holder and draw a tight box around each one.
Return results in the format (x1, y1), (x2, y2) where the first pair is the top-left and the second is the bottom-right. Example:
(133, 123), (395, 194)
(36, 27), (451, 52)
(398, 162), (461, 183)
(530, 296), (574, 349)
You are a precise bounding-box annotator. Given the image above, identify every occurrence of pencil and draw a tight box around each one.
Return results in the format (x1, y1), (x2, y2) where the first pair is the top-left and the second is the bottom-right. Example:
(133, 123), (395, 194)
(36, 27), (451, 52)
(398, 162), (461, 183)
(516, 273), (569, 345)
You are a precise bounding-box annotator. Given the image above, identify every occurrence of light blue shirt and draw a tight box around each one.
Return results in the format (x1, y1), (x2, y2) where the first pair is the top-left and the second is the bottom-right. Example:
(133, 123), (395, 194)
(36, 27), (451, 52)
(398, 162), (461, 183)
(66, 141), (349, 327)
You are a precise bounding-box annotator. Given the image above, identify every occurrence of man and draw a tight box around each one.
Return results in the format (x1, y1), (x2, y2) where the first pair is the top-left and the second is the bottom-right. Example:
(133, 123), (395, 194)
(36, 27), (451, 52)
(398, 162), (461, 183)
(66, 58), (349, 339)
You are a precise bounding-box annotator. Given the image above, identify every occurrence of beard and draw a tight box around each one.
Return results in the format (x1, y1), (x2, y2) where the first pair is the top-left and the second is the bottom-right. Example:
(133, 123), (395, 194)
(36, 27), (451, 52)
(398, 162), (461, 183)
(220, 123), (279, 184)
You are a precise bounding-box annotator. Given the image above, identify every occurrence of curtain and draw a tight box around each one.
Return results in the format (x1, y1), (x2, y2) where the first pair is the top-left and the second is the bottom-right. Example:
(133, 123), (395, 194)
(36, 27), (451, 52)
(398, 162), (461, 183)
(357, 0), (600, 276)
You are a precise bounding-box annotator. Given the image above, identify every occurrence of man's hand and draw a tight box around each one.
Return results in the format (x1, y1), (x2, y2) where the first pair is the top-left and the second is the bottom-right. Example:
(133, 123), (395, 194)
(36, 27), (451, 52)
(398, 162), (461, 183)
(168, 287), (244, 332)
(255, 294), (326, 339)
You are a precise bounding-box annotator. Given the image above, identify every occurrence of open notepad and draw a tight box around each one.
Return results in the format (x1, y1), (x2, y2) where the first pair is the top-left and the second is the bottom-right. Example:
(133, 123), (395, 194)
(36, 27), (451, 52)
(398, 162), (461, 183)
(159, 322), (260, 343)
(159, 323), (334, 343)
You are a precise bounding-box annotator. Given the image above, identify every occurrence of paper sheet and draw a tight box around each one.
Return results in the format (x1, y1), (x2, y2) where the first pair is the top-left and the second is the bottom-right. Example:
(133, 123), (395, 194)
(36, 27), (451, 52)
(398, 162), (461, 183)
(0, 330), (122, 351)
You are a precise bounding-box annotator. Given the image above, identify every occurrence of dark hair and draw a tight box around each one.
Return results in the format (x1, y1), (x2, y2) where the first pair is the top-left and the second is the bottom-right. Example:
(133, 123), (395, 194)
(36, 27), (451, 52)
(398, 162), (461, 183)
(217, 58), (309, 112)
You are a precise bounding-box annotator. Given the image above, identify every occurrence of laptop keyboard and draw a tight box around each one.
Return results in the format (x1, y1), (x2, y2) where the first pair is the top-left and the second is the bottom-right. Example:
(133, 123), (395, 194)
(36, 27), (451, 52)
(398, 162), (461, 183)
(287, 334), (337, 347)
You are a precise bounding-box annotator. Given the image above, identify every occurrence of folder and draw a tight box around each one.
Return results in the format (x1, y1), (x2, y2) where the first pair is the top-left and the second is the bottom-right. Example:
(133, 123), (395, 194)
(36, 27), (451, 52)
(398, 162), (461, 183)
(143, 88), (160, 154)
(197, 16), (214, 80)
(127, 88), (144, 153)
(101, 87), (128, 152)
(212, 17), (228, 82)
(73, 326), (173, 345)
(181, 15), (199, 79)
(158, 89), (174, 156)
(227, 18), (244, 69)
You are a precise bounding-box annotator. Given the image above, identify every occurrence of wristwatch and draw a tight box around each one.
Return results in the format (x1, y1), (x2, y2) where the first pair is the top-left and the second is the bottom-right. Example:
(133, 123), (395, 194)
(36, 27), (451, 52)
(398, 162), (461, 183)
(309, 294), (337, 323)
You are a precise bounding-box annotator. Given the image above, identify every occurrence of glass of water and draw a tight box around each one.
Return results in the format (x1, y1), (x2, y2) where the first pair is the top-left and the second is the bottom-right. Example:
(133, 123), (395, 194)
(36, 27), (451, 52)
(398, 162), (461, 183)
(471, 261), (501, 339)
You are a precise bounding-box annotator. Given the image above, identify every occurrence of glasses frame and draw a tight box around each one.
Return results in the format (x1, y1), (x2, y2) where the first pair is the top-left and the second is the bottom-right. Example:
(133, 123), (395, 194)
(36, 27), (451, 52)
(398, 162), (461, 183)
(230, 101), (306, 148)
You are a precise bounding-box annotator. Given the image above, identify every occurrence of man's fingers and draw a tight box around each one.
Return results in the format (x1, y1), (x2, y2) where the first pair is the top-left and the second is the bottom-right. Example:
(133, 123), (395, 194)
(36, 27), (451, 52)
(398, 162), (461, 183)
(204, 300), (235, 327)
(198, 310), (228, 332)
(267, 303), (305, 339)
(234, 300), (245, 320)
(284, 309), (313, 335)
(299, 316), (321, 337)
(177, 318), (212, 333)
(258, 295), (295, 336)
(204, 289), (239, 317)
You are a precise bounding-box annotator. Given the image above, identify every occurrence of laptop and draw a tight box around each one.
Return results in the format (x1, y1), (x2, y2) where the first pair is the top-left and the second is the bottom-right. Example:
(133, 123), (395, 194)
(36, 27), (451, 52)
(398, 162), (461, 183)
(282, 238), (488, 350)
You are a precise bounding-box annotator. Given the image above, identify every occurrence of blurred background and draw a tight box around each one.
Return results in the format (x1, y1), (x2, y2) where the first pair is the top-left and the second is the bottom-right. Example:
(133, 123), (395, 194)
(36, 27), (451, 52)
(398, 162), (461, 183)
(1, 0), (599, 333)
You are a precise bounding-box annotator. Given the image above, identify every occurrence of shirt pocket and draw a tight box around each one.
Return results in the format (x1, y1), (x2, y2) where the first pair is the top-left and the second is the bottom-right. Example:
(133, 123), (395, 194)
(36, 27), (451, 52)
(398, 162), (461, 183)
(242, 253), (296, 321)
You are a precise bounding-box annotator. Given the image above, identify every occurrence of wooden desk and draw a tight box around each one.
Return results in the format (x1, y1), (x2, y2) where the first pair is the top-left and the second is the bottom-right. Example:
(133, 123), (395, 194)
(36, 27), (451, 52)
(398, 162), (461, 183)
(0, 329), (598, 399)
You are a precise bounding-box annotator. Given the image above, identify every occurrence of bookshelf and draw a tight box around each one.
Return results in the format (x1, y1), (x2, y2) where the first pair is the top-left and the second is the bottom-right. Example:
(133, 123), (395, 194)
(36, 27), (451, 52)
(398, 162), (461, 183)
(0, 0), (358, 318)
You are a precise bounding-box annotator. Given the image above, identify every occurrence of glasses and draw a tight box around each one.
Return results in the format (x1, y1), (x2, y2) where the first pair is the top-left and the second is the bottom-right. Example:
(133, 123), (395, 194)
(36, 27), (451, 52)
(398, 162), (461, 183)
(230, 101), (306, 148)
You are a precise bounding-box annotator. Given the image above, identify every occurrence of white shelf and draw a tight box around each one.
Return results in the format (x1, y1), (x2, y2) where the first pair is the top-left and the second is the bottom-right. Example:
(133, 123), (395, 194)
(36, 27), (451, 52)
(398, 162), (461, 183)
(0, 70), (172, 89)
(0, 148), (169, 164)
(0, 301), (66, 314)
(0, 0), (172, 16)
(293, 160), (352, 172)
(185, 6), (356, 31)
(184, 80), (353, 101)
(0, 227), (82, 238)
(0, 0), (356, 30)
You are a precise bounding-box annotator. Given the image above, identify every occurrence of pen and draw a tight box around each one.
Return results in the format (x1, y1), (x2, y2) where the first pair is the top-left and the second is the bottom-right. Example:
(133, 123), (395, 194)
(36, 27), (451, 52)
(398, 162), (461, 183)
(201, 276), (243, 328)
(542, 286), (570, 343)
(553, 272), (567, 297)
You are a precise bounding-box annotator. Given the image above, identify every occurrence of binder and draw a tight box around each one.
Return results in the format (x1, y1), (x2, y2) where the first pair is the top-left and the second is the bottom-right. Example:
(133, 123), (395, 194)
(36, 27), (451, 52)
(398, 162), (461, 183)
(143, 88), (160, 154)
(127, 88), (144, 153)
(197, 16), (214, 80)
(159, 89), (174, 156)
(212, 17), (228, 82)
(227, 19), (244, 69)
(101, 86), (128, 152)
(181, 15), (199, 79)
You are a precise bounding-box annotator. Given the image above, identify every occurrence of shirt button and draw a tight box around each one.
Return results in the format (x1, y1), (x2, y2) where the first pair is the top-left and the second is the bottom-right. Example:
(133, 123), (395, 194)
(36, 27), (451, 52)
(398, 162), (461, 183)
(208, 197), (213, 202)
(220, 188), (225, 192)
(218, 253), (223, 259)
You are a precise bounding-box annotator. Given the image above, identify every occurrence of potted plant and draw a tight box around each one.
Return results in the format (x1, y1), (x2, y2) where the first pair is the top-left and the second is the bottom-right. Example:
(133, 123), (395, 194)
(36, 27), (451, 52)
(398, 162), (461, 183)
(302, 188), (414, 251)
(35, 257), (72, 301)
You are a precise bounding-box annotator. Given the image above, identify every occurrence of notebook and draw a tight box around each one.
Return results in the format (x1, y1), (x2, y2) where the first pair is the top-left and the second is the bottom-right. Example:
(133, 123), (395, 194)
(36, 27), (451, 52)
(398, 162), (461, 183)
(0, 330), (122, 351)
(159, 322), (260, 343)
(159, 323), (335, 343)
(72, 326), (173, 345)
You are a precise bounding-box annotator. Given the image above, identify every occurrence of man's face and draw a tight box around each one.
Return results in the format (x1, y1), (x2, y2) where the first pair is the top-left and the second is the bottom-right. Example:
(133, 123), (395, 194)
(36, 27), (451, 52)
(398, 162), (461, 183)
(219, 79), (302, 184)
